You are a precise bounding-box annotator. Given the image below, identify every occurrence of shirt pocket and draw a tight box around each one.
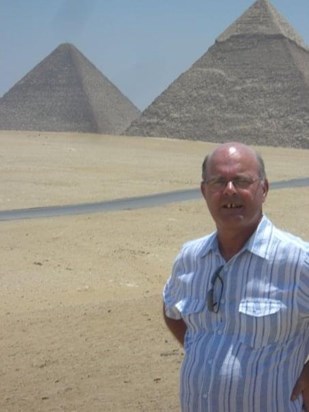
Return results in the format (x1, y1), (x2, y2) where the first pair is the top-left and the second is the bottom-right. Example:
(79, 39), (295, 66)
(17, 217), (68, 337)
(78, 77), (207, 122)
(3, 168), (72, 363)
(238, 298), (291, 349)
(173, 297), (207, 330)
(239, 298), (283, 317)
(175, 298), (207, 352)
(175, 297), (205, 316)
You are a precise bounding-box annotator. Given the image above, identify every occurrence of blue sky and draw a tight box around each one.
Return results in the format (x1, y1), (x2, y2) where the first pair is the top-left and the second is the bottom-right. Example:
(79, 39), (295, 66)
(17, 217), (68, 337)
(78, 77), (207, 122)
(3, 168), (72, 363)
(1, 0), (308, 110)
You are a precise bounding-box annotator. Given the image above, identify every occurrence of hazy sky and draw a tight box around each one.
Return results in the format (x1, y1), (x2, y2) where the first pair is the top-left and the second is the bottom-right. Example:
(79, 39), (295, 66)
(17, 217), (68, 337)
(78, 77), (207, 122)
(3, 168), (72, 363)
(1, 0), (308, 110)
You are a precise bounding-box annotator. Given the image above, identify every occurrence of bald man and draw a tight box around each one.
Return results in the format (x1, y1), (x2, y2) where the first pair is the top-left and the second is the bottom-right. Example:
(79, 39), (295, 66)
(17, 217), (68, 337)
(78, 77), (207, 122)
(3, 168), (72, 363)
(163, 142), (309, 411)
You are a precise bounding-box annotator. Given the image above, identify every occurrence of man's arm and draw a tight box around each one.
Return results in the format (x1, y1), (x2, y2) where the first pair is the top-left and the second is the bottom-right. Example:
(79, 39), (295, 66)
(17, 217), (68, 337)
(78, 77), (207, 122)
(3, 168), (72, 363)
(163, 303), (187, 347)
(291, 361), (309, 410)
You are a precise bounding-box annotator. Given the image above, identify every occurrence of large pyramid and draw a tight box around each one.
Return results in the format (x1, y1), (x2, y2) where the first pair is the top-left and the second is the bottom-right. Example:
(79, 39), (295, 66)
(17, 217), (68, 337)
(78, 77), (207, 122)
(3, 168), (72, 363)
(0, 43), (140, 134)
(125, 0), (309, 148)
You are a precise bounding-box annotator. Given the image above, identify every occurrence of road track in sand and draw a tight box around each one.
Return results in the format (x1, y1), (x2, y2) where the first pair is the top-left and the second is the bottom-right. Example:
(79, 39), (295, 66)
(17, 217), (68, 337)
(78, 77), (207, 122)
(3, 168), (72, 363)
(0, 177), (308, 222)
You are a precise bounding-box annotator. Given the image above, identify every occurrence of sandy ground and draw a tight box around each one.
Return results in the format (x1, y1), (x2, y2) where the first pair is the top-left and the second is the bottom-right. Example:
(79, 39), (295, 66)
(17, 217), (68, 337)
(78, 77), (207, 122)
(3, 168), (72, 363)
(1, 131), (309, 411)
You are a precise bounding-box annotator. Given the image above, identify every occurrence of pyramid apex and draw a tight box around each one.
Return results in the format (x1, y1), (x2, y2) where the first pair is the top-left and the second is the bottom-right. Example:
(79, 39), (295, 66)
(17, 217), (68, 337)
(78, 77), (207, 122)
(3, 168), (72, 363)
(53, 43), (78, 52)
(58, 42), (73, 47)
(217, 0), (306, 48)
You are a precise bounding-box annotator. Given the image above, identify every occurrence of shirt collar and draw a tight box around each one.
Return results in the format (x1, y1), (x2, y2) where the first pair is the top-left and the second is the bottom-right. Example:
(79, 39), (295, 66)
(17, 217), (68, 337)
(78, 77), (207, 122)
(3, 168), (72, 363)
(244, 215), (274, 260)
(200, 232), (220, 258)
(200, 215), (274, 260)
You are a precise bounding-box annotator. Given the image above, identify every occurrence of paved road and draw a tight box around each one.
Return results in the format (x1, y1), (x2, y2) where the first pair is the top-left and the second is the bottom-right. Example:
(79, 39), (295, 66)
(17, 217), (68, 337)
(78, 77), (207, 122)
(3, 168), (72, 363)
(0, 177), (308, 222)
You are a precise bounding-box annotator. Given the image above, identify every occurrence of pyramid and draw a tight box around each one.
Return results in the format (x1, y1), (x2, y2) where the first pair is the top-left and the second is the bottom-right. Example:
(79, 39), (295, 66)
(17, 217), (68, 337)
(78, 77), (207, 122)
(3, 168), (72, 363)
(125, 0), (309, 148)
(0, 43), (140, 134)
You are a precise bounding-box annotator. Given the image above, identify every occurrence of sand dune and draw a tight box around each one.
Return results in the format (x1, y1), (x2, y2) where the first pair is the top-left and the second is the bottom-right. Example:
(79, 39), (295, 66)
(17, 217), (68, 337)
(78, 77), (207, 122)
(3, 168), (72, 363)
(1, 131), (308, 411)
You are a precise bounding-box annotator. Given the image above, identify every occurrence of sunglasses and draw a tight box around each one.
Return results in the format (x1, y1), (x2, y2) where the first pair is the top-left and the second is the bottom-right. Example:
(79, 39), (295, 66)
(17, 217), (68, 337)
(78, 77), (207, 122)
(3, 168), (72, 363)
(207, 266), (224, 313)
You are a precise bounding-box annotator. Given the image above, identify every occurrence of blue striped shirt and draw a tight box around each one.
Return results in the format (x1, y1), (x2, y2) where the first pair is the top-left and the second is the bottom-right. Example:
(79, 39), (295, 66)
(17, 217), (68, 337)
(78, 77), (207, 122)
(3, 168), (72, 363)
(163, 216), (309, 411)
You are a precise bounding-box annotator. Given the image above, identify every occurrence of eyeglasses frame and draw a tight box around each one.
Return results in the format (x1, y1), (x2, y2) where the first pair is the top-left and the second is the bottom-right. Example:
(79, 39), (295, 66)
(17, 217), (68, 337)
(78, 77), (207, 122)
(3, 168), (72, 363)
(203, 176), (261, 192)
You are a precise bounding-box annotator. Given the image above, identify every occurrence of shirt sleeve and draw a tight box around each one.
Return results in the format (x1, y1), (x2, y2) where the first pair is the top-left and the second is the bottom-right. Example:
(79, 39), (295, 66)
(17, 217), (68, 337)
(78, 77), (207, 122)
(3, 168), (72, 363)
(163, 248), (185, 320)
(298, 252), (309, 319)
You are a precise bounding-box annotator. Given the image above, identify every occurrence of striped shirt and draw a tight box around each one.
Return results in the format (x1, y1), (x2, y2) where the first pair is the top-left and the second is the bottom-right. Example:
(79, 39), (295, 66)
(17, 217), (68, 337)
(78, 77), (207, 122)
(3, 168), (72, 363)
(163, 216), (309, 411)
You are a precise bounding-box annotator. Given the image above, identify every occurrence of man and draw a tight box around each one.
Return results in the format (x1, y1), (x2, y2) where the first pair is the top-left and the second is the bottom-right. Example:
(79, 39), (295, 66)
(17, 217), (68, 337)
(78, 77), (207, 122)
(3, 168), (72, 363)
(163, 142), (309, 411)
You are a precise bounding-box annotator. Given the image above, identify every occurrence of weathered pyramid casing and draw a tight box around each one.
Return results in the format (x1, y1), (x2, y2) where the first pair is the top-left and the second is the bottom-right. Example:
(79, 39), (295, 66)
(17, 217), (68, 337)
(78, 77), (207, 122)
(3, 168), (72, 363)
(0, 43), (140, 134)
(125, 0), (309, 148)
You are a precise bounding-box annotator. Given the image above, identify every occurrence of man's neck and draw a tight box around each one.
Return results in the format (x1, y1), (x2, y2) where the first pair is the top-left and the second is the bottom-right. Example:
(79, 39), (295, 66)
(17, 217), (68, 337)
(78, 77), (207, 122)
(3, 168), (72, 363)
(217, 224), (258, 261)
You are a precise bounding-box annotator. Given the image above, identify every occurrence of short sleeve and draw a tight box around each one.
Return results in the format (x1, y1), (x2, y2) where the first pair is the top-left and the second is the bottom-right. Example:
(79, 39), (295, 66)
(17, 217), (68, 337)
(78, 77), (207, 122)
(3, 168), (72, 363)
(163, 249), (185, 320)
(298, 252), (309, 319)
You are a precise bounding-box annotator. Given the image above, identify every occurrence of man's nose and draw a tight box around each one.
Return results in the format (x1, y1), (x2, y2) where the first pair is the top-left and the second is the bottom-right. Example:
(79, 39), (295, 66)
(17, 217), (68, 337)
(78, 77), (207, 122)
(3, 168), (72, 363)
(223, 180), (237, 193)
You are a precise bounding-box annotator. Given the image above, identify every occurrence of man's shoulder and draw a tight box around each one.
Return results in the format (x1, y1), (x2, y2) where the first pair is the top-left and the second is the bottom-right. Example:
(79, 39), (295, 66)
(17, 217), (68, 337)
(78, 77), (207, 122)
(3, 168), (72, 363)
(180, 232), (216, 257)
(272, 225), (309, 252)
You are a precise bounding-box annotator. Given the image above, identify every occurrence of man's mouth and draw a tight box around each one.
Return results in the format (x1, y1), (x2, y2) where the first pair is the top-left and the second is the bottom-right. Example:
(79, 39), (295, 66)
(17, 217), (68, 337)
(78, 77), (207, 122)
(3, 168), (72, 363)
(223, 203), (242, 209)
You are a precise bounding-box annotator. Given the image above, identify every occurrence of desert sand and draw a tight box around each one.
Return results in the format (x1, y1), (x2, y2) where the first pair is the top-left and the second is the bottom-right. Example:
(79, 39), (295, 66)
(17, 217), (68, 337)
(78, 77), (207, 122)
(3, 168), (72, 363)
(1, 131), (308, 412)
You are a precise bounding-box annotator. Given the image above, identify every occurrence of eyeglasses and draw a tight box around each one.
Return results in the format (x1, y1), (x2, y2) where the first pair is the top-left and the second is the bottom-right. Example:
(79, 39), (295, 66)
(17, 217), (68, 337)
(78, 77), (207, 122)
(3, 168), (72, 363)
(207, 266), (224, 313)
(203, 176), (260, 192)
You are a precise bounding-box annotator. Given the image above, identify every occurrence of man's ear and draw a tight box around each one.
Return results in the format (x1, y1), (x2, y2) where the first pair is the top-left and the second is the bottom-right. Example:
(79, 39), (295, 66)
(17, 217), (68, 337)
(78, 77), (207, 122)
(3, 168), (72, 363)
(262, 179), (269, 201)
(200, 181), (207, 200)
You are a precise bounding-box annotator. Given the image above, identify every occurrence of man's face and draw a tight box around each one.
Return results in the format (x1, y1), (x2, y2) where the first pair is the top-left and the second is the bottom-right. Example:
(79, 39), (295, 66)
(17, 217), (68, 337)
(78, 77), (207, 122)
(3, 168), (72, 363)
(201, 145), (268, 234)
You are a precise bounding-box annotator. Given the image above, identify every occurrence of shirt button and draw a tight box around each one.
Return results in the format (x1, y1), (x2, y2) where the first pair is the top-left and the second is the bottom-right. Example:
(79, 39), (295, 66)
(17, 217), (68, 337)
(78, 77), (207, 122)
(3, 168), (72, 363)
(221, 299), (225, 304)
(202, 393), (208, 399)
(208, 359), (213, 365)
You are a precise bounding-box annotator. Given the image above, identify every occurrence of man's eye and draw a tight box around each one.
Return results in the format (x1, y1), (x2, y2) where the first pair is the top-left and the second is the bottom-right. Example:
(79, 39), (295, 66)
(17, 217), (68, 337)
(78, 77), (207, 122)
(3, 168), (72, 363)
(211, 179), (225, 187)
(234, 178), (252, 187)
(234, 178), (246, 184)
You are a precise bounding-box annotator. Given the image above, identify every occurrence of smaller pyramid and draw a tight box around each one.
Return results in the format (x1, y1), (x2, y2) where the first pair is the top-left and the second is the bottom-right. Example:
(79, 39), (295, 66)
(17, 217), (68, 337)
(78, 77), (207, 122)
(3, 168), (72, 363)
(0, 43), (140, 134)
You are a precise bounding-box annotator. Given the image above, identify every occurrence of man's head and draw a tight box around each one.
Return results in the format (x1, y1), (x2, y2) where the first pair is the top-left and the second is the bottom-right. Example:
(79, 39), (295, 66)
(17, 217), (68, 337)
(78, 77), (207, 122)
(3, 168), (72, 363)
(200, 142), (269, 236)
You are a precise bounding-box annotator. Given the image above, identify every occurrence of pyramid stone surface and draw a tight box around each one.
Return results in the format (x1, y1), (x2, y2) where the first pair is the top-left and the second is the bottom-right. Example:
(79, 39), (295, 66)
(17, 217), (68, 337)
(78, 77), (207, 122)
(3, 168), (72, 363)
(125, 0), (309, 148)
(0, 43), (140, 134)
